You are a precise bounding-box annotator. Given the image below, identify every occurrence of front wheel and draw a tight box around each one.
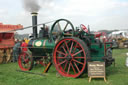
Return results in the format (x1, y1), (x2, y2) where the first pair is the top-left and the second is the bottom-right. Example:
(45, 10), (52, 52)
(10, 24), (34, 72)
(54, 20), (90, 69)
(53, 37), (90, 78)
(18, 52), (34, 71)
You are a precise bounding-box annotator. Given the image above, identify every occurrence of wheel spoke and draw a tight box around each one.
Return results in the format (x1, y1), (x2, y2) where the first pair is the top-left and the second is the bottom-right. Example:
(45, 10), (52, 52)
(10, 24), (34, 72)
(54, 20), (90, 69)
(64, 61), (68, 71)
(57, 53), (67, 59)
(64, 41), (70, 53)
(62, 46), (68, 54)
(25, 63), (29, 68)
(63, 22), (69, 31)
(72, 50), (83, 57)
(56, 50), (66, 56)
(73, 62), (80, 72)
(21, 56), (25, 62)
(70, 42), (74, 54)
(27, 63), (30, 67)
(58, 60), (67, 66)
(57, 22), (62, 31)
(70, 62), (76, 74)
(67, 63), (71, 75)
(72, 43), (78, 54)
(25, 59), (29, 63)
(72, 59), (84, 65)
(57, 57), (66, 59)
(56, 35), (61, 41)
(23, 55), (26, 60)
(74, 57), (85, 59)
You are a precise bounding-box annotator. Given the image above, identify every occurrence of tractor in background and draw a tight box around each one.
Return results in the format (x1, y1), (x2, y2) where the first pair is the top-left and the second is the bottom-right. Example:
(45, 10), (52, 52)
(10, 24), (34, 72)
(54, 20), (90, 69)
(109, 31), (128, 48)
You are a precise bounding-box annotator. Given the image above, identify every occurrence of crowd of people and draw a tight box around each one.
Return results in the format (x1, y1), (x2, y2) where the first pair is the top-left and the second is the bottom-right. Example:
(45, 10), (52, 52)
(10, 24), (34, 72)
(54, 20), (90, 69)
(12, 39), (28, 62)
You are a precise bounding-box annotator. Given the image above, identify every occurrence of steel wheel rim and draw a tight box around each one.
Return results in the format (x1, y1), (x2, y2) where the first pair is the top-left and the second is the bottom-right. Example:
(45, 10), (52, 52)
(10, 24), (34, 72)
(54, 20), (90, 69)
(50, 19), (75, 42)
(53, 38), (86, 78)
(18, 52), (33, 71)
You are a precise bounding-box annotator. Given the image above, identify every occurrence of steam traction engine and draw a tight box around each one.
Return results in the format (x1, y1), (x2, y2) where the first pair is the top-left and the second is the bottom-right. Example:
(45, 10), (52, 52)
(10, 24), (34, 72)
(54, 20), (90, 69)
(18, 13), (114, 78)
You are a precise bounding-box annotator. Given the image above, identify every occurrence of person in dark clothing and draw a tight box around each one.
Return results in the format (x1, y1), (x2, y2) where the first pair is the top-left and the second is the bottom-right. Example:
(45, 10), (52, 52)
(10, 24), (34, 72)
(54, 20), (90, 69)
(13, 40), (21, 62)
(39, 24), (49, 38)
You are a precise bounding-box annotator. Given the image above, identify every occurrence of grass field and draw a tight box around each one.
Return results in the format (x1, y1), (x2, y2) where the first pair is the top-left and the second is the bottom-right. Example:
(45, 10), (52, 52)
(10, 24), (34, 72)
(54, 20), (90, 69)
(0, 49), (128, 85)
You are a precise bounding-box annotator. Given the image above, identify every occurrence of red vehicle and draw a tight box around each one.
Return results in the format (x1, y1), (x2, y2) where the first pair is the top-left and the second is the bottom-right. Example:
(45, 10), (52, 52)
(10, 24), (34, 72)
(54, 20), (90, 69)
(94, 32), (108, 43)
(0, 23), (23, 63)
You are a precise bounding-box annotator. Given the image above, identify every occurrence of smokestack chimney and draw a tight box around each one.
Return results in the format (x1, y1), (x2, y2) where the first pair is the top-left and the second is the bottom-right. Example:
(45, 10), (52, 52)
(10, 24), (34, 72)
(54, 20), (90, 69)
(31, 12), (38, 38)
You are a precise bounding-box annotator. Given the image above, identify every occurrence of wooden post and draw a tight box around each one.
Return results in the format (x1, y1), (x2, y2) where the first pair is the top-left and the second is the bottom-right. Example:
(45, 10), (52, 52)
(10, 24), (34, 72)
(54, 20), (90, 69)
(89, 76), (107, 82)
(104, 76), (107, 82)
(43, 62), (52, 73)
(89, 77), (92, 82)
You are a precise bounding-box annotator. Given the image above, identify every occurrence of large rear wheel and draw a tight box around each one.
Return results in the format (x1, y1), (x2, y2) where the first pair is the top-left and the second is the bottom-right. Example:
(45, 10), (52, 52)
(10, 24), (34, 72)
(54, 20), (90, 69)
(53, 37), (90, 78)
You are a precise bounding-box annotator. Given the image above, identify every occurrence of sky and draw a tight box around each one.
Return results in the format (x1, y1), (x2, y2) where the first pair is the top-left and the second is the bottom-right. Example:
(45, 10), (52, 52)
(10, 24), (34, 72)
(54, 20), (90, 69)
(0, 0), (128, 34)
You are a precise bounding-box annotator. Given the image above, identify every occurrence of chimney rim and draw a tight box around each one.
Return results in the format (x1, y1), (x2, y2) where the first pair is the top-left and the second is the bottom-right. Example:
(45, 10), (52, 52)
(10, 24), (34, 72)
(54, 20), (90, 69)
(31, 12), (38, 16)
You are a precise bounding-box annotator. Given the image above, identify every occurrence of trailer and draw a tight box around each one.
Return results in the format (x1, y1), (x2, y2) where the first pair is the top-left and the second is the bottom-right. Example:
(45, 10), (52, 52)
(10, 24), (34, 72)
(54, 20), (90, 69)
(0, 23), (23, 63)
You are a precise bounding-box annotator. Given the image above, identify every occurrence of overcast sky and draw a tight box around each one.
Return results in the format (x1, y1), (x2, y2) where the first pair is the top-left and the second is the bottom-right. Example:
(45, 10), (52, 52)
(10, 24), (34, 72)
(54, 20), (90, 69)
(0, 0), (128, 34)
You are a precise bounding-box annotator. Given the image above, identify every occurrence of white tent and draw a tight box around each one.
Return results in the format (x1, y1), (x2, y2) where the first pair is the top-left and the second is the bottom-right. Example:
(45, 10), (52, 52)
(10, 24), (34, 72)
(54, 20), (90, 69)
(109, 31), (128, 38)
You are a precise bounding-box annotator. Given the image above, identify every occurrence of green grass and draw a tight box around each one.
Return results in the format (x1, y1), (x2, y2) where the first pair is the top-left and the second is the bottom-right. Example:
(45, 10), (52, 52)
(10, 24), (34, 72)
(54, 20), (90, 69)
(0, 49), (128, 85)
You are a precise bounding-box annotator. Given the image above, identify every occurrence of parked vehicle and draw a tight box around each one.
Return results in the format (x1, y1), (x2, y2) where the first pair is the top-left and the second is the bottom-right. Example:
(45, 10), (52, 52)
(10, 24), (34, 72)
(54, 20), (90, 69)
(109, 31), (128, 48)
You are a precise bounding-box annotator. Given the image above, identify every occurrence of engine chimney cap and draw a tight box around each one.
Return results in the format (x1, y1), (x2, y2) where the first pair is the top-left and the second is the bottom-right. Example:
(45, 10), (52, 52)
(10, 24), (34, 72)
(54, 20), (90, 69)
(31, 12), (38, 16)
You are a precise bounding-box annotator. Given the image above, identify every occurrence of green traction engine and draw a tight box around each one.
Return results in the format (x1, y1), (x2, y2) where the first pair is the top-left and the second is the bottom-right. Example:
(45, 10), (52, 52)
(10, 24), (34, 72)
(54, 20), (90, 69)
(18, 13), (114, 78)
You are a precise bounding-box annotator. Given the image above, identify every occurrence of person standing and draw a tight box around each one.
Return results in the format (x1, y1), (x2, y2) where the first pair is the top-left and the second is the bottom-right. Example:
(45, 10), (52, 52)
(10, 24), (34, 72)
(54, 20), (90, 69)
(21, 40), (28, 52)
(13, 40), (21, 62)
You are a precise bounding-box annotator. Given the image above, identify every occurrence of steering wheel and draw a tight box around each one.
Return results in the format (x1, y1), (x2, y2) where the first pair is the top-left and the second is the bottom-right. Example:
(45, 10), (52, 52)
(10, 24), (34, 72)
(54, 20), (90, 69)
(50, 19), (75, 43)
(80, 24), (88, 33)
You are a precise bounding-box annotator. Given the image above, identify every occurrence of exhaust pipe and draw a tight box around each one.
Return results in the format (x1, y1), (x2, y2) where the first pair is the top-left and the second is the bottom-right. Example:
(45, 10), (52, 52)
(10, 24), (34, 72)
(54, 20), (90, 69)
(31, 12), (38, 39)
